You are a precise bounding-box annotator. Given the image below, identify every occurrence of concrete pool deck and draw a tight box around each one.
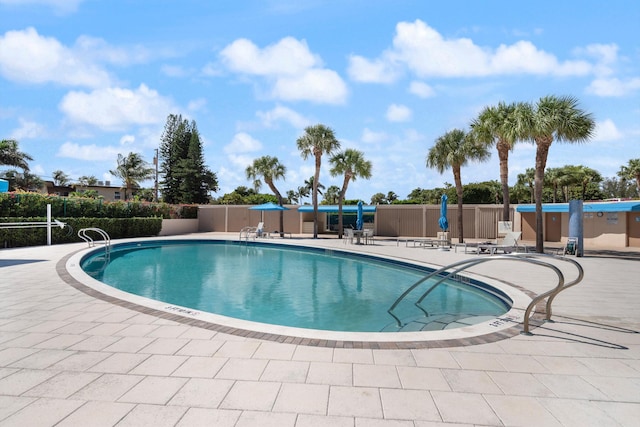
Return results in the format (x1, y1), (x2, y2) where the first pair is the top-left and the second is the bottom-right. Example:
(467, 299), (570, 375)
(1, 233), (639, 426)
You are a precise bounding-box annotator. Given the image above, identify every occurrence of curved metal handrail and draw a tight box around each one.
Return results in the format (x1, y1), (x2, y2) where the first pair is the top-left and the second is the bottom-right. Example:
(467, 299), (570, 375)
(78, 228), (111, 252)
(387, 253), (584, 334)
(510, 253), (584, 329)
(415, 257), (563, 319)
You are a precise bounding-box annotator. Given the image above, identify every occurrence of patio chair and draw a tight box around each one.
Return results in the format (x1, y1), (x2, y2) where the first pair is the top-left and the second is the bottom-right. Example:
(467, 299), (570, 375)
(363, 229), (374, 245)
(477, 231), (523, 255)
(344, 228), (354, 244)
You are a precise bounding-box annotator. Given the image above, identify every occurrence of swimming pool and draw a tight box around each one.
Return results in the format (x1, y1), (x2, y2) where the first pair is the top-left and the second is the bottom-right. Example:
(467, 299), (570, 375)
(79, 240), (512, 334)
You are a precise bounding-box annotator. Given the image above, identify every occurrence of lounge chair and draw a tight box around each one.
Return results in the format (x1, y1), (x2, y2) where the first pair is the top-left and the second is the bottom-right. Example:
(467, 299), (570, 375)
(477, 231), (523, 255)
(240, 222), (264, 240)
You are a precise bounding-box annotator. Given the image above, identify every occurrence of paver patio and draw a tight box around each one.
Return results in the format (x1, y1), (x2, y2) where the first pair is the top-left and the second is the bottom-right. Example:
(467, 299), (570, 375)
(1, 233), (639, 426)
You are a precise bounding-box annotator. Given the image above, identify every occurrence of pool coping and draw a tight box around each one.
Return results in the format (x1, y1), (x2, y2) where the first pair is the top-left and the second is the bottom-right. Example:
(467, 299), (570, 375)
(59, 239), (543, 349)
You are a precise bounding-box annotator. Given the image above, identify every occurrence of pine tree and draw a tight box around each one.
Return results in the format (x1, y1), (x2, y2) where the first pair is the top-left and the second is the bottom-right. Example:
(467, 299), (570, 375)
(159, 114), (218, 204)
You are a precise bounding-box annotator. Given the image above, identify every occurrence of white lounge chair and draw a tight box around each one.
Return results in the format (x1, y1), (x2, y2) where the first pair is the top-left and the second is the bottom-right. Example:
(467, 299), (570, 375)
(240, 222), (264, 240)
(477, 231), (523, 255)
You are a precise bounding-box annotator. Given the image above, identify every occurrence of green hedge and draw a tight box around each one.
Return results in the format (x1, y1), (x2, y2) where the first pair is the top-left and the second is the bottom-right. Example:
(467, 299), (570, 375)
(0, 217), (162, 248)
(0, 192), (198, 219)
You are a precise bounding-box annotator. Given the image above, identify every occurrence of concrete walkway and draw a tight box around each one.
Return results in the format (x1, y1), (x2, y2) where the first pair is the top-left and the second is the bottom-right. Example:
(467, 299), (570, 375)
(1, 233), (639, 426)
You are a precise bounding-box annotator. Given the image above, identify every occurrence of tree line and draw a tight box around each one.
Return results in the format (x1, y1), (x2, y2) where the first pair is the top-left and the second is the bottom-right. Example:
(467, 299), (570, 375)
(3, 97), (640, 250)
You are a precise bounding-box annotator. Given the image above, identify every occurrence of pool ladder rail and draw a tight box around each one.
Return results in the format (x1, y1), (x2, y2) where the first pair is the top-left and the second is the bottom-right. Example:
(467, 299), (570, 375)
(387, 253), (584, 335)
(78, 227), (111, 254)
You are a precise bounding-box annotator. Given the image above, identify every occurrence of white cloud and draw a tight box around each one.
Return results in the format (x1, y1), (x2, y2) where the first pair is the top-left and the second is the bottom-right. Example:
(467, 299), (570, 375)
(386, 104), (412, 122)
(409, 81), (435, 98)
(349, 19), (594, 82)
(224, 132), (262, 154)
(188, 98), (207, 111)
(347, 55), (399, 83)
(272, 69), (347, 104)
(575, 43), (618, 77)
(119, 135), (135, 145)
(201, 62), (224, 77)
(0, 27), (111, 87)
(57, 141), (122, 161)
(74, 35), (150, 66)
(256, 105), (310, 129)
(0, 0), (84, 14)
(361, 128), (388, 144)
(162, 64), (189, 77)
(220, 37), (320, 76)
(10, 118), (46, 139)
(59, 84), (174, 130)
(586, 77), (640, 97)
(219, 36), (347, 104)
(593, 119), (623, 142)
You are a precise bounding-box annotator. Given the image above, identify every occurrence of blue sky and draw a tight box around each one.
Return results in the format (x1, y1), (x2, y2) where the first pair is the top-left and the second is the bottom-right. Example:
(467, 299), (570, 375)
(1, 0), (638, 202)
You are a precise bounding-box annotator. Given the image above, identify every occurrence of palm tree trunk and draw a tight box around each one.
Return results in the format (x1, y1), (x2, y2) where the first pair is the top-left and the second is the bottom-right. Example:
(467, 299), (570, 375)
(454, 166), (464, 244)
(267, 180), (285, 238)
(534, 138), (552, 253)
(337, 174), (351, 239)
(337, 194), (344, 239)
(497, 144), (510, 222)
(313, 153), (321, 239)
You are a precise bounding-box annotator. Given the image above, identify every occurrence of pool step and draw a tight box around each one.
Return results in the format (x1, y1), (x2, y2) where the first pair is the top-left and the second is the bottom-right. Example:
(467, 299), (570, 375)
(380, 314), (497, 332)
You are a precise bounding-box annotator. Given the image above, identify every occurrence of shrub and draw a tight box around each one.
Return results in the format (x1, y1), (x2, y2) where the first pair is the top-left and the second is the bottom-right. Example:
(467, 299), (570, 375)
(0, 217), (163, 248)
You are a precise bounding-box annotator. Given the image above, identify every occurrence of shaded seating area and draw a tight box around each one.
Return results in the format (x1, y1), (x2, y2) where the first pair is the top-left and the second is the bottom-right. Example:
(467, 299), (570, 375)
(344, 228), (375, 245)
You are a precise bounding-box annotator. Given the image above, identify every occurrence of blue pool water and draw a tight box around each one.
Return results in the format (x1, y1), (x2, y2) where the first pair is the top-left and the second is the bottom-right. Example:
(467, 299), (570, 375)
(81, 240), (511, 332)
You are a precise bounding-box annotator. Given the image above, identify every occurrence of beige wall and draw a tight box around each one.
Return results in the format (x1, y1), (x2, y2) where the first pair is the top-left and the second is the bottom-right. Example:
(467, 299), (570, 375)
(515, 209), (637, 248)
(198, 204), (510, 240)
(174, 204), (639, 248)
(159, 219), (199, 236)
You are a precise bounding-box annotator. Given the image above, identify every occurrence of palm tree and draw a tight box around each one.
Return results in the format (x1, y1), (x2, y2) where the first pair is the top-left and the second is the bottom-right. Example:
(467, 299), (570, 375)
(296, 185), (309, 204)
(52, 170), (70, 186)
(246, 155), (287, 236)
(329, 148), (372, 238)
(0, 169), (43, 191)
(286, 189), (299, 204)
(521, 96), (595, 253)
(618, 159), (640, 196)
(109, 152), (154, 200)
(296, 124), (341, 238)
(370, 192), (386, 205)
(77, 175), (98, 186)
(574, 165), (602, 200)
(304, 176), (325, 197)
(471, 102), (527, 222)
(426, 129), (490, 243)
(544, 167), (563, 203)
(0, 139), (33, 171)
(322, 185), (341, 205)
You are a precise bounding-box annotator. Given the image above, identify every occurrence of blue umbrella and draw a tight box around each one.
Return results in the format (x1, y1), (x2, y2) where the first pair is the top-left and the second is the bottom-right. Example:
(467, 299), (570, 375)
(249, 202), (289, 221)
(438, 194), (449, 231)
(356, 201), (364, 230)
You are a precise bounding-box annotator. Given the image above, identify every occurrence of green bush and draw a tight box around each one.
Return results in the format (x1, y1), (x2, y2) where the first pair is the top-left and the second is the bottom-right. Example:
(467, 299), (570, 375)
(0, 192), (195, 219)
(0, 217), (163, 248)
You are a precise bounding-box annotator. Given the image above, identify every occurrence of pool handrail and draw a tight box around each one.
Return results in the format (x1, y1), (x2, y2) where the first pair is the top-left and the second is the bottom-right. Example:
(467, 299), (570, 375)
(387, 253), (583, 334)
(78, 227), (111, 252)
